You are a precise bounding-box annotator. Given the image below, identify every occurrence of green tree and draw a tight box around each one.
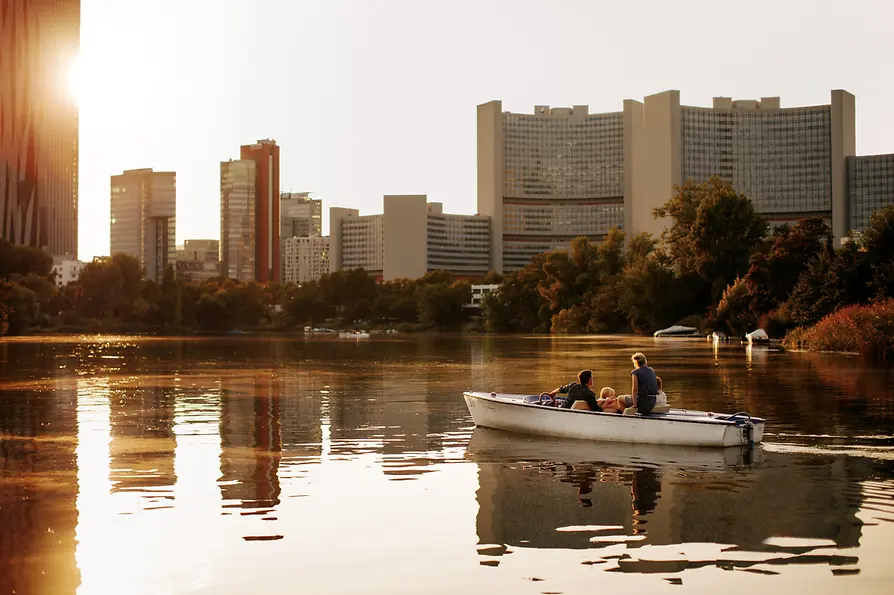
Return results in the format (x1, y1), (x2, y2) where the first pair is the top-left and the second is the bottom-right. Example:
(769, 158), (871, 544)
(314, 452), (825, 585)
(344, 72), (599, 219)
(785, 241), (871, 326)
(416, 281), (471, 329)
(655, 178), (767, 305)
(159, 265), (182, 329)
(712, 277), (758, 337)
(744, 218), (832, 316)
(0, 240), (53, 278)
(861, 204), (894, 301)
(483, 253), (551, 333)
(0, 282), (39, 334)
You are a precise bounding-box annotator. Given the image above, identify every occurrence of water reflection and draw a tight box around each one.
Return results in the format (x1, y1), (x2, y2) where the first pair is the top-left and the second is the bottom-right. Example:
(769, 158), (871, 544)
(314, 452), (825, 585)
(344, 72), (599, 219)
(469, 427), (873, 575)
(0, 335), (891, 594)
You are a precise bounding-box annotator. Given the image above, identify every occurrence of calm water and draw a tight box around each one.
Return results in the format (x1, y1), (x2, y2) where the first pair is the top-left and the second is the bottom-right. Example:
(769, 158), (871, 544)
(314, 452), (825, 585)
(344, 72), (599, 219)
(1, 335), (893, 594)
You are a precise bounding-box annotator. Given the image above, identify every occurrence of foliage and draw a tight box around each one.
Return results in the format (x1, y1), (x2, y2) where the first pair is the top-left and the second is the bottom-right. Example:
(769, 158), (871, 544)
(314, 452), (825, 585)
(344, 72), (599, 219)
(743, 218), (832, 316)
(416, 281), (471, 330)
(0, 240), (53, 279)
(784, 300), (894, 362)
(861, 204), (894, 301)
(655, 178), (767, 304)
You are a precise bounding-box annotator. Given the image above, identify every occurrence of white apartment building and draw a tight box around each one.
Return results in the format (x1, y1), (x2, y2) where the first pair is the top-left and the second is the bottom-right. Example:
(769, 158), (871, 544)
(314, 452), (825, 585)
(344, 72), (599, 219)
(330, 208), (385, 276)
(282, 236), (330, 285)
(468, 284), (499, 309)
(51, 258), (86, 287)
(479, 90), (857, 272)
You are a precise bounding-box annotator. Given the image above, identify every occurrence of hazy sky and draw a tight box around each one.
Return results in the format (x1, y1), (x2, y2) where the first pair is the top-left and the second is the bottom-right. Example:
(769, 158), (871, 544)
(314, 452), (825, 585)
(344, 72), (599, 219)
(77, 0), (894, 260)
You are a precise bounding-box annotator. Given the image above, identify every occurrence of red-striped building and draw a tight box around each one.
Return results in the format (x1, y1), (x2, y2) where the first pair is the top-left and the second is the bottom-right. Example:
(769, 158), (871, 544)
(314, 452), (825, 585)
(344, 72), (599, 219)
(240, 140), (280, 283)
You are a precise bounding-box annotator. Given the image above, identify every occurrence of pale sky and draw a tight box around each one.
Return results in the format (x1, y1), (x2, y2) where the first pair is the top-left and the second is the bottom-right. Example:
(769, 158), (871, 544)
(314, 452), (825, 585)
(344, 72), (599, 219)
(77, 0), (894, 260)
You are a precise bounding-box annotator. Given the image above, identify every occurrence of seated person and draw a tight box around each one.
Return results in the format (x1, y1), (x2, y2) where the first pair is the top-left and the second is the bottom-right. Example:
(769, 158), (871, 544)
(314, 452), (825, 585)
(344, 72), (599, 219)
(546, 369), (601, 411)
(656, 376), (668, 407)
(597, 387), (624, 414)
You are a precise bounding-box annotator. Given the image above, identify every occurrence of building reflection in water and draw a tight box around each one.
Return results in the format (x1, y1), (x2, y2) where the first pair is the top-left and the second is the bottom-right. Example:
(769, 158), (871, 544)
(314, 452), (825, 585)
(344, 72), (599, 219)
(219, 371), (282, 510)
(471, 428), (871, 572)
(0, 349), (80, 595)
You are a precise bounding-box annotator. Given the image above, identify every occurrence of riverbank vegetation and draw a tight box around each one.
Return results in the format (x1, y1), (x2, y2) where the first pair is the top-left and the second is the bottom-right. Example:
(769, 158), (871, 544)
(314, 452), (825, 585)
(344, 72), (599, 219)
(1, 177), (892, 358)
(482, 178), (894, 359)
(0, 245), (485, 336)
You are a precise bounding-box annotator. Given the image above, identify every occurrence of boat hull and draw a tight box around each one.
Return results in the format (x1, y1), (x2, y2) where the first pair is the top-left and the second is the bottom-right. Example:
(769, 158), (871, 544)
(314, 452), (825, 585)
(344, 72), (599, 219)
(463, 392), (764, 448)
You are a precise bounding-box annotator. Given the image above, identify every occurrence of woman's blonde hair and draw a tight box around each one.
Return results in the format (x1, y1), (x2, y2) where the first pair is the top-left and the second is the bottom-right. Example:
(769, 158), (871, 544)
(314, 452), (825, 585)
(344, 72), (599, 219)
(632, 352), (647, 367)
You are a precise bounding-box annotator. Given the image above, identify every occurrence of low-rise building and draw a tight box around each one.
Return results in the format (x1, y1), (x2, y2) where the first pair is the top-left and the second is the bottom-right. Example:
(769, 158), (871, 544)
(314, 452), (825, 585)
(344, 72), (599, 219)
(282, 236), (330, 285)
(330, 195), (491, 281)
(51, 258), (86, 287)
(175, 239), (220, 282)
(468, 284), (499, 309)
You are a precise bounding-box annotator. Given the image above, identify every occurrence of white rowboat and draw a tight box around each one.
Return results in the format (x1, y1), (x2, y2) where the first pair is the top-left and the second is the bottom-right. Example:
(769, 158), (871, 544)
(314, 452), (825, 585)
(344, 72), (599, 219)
(463, 391), (765, 448)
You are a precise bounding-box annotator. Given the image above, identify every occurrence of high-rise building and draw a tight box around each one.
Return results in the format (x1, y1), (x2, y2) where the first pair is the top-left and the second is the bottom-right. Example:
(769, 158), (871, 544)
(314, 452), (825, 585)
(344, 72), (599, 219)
(280, 192), (322, 239)
(109, 169), (176, 282)
(0, 0), (80, 257)
(847, 154), (894, 234)
(240, 140), (280, 283)
(220, 159), (256, 282)
(282, 236), (329, 285)
(479, 91), (858, 272)
(330, 195), (491, 281)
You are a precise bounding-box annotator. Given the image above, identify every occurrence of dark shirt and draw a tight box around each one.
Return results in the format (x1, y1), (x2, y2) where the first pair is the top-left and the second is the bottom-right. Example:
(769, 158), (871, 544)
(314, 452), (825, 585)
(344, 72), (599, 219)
(631, 366), (659, 414)
(558, 382), (601, 412)
(631, 366), (659, 398)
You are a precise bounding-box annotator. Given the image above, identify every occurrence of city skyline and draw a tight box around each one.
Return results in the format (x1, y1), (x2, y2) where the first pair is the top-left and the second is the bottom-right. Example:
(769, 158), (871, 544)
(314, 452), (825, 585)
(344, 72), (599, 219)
(75, 0), (894, 261)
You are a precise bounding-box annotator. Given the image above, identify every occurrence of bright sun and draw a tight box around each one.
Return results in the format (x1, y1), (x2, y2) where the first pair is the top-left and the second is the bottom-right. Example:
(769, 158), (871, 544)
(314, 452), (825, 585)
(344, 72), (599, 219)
(67, 56), (81, 106)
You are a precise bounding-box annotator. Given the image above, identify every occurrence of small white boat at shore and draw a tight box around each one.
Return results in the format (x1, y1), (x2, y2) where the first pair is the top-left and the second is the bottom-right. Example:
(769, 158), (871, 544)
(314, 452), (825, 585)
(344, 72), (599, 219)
(745, 328), (771, 345)
(339, 331), (370, 339)
(654, 325), (700, 337)
(463, 391), (764, 448)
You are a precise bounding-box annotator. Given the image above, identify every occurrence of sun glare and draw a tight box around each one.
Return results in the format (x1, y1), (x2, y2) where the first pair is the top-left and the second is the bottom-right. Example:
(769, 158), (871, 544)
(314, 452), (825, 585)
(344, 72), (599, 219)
(67, 55), (81, 106)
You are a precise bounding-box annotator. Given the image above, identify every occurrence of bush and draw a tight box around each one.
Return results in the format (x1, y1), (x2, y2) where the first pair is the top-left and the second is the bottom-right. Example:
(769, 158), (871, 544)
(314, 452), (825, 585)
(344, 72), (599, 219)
(783, 299), (894, 362)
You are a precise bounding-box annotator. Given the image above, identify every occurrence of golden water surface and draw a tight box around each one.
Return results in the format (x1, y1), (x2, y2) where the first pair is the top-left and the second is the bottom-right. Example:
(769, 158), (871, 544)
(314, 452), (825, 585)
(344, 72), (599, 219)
(0, 335), (892, 594)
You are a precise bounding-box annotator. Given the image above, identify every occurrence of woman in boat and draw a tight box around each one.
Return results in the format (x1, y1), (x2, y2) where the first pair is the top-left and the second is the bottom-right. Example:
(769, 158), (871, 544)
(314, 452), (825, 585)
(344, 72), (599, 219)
(629, 352), (659, 414)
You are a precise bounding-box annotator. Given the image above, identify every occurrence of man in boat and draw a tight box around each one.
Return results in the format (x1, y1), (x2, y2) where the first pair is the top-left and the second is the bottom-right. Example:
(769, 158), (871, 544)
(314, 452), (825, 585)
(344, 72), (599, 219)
(546, 370), (601, 411)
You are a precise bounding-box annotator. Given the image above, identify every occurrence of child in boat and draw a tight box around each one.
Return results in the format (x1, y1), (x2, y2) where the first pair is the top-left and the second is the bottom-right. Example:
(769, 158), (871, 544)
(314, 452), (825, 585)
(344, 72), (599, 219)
(598, 387), (624, 414)
(656, 377), (668, 407)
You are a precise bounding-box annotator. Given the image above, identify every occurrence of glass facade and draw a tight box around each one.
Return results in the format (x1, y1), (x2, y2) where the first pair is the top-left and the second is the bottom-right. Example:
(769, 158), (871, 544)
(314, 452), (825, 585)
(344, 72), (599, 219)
(499, 107), (625, 271)
(681, 106), (832, 215)
(426, 215), (490, 276)
(847, 154), (894, 233)
(220, 160), (256, 282)
(503, 202), (624, 236)
(503, 111), (623, 200)
(504, 239), (573, 271)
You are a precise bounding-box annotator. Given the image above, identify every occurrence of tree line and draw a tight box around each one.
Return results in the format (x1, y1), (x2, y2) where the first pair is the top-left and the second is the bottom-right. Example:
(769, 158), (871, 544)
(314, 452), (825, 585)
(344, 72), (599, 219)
(1, 176), (891, 347)
(483, 177), (894, 344)
(0, 246), (482, 336)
